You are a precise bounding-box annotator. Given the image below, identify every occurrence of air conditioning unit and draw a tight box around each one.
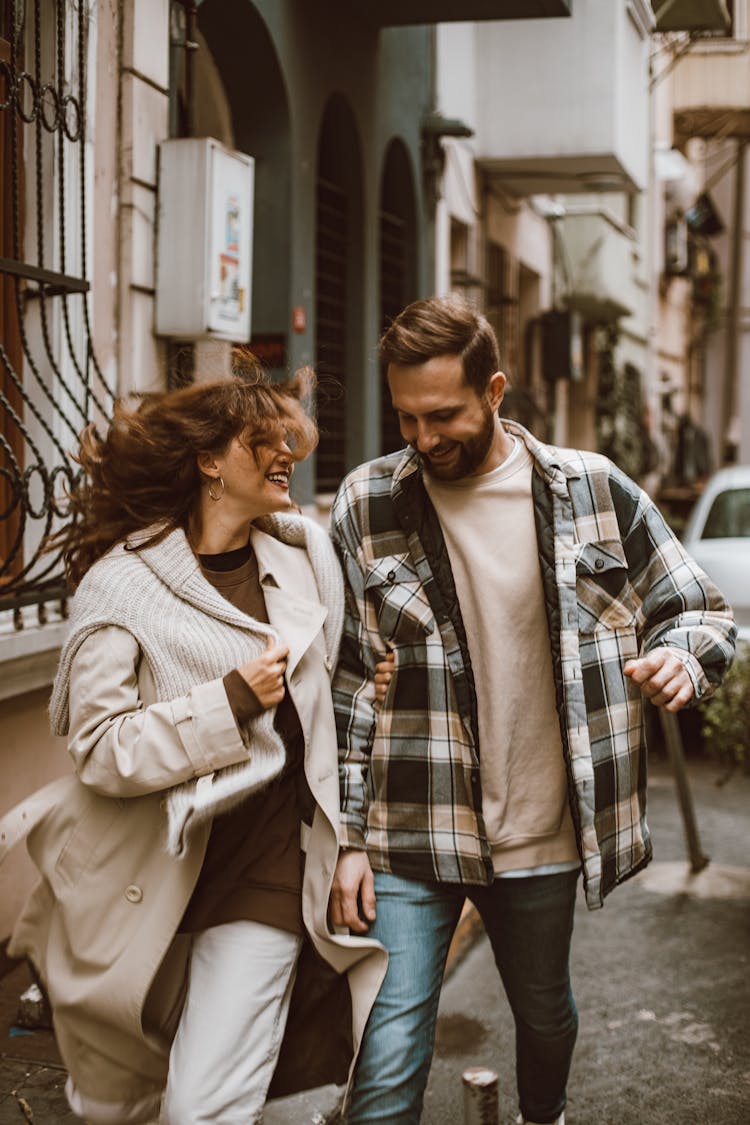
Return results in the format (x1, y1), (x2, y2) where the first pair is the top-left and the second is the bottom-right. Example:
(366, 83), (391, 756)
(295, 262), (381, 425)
(156, 137), (255, 342)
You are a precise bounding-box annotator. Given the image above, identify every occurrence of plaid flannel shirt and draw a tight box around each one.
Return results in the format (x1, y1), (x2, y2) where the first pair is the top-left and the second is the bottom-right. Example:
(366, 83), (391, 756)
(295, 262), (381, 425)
(331, 422), (736, 909)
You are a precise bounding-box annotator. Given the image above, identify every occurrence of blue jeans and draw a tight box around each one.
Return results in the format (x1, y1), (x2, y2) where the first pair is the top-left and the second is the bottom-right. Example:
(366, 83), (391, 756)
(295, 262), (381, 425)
(347, 869), (579, 1125)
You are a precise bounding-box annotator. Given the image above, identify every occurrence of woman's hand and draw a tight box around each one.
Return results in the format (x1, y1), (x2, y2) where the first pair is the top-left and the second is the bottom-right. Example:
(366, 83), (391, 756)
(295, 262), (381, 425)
(237, 638), (289, 708)
(374, 650), (394, 705)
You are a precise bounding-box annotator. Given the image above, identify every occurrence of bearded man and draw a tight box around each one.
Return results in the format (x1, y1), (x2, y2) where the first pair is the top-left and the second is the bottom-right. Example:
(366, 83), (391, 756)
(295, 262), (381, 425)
(328, 295), (735, 1125)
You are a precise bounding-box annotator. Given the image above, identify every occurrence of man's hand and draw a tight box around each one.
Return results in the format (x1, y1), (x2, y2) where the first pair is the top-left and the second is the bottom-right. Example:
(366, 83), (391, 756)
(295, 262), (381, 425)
(624, 649), (694, 712)
(329, 849), (377, 934)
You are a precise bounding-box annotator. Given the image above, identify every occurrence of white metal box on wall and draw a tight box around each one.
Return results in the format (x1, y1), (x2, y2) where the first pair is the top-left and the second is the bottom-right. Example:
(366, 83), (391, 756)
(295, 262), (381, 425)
(155, 138), (254, 341)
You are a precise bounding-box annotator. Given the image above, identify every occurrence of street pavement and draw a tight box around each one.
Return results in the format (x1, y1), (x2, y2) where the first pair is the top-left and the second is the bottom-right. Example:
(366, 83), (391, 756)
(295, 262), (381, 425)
(1, 756), (748, 1124)
(423, 757), (750, 1125)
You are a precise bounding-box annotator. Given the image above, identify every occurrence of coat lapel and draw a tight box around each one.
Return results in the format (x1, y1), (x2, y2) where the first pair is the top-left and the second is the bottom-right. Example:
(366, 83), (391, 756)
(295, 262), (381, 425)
(262, 587), (327, 679)
(252, 527), (327, 678)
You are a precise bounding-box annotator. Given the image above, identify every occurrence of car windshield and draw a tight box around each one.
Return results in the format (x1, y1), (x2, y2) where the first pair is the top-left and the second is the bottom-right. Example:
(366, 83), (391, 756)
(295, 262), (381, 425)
(701, 487), (750, 539)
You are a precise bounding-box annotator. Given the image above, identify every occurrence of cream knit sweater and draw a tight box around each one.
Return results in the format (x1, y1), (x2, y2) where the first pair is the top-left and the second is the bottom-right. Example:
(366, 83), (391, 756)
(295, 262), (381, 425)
(49, 515), (344, 856)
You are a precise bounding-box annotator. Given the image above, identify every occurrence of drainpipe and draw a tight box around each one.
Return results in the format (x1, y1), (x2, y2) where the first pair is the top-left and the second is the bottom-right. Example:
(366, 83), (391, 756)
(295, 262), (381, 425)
(723, 139), (745, 462)
(169, 0), (198, 138)
(184, 0), (197, 138)
(424, 23), (439, 293)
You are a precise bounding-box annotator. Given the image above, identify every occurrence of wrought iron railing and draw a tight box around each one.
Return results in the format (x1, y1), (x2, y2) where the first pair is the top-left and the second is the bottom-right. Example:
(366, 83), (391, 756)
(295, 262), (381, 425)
(0, 0), (112, 629)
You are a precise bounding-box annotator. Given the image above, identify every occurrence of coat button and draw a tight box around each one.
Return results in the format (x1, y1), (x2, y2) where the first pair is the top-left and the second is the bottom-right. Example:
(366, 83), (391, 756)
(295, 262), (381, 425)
(594, 558), (604, 570)
(125, 884), (143, 904)
(324, 654), (333, 671)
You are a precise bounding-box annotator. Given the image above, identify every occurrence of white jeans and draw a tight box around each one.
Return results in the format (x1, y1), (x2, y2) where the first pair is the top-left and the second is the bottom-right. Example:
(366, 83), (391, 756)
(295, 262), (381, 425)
(66, 921), (301, 1125)
(65, 1078), (162, 1125)
(162, 920), (302, 1124)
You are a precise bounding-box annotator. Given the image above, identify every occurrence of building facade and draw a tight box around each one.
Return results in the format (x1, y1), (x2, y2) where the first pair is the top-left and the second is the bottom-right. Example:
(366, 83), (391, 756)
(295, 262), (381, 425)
(0, 0), (572, 937)
(430, 0), (743, 519)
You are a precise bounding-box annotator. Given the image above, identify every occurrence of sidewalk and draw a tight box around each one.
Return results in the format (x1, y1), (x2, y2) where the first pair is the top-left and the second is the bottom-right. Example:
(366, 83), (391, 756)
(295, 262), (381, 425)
(0, 894), (476, 1125)
(423, 757), (750, 1124)
(1, 757), (748, 1123)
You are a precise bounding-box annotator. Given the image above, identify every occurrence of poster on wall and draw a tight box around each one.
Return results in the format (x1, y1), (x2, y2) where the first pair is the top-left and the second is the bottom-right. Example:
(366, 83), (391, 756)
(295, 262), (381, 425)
(209, 144), (254, 340)
(218, 193), (241, 323)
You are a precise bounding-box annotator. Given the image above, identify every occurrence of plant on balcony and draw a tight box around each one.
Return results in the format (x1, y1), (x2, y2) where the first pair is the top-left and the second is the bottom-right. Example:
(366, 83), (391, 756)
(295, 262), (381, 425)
(698, 647), (750, 776)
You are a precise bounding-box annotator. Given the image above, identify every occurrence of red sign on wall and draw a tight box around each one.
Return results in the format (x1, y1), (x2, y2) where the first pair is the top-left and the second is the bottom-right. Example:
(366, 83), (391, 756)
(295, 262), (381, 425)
(248, 336), (287, 369)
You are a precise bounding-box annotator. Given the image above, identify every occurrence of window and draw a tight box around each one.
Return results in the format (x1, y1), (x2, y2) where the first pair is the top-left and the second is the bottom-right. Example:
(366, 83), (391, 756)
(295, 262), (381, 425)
(1, 15), (24, 585)
(0, 0), (111, 622)
(485, 241), (520, 376)
(702, 488), (750, 538)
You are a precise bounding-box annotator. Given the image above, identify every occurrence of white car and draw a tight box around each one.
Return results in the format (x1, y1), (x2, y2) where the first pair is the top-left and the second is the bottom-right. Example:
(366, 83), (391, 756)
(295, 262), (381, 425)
(681, 465), (750, 644)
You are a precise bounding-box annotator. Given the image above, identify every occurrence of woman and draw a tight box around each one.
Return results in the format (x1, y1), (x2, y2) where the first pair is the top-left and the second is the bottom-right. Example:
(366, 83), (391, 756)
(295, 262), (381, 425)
(4, 366), (386, 1124)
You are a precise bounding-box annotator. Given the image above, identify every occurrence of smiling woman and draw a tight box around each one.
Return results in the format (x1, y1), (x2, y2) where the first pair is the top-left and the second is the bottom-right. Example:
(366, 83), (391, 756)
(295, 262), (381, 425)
(3, 361), (387, 1124)
(51, 363), (318, 586)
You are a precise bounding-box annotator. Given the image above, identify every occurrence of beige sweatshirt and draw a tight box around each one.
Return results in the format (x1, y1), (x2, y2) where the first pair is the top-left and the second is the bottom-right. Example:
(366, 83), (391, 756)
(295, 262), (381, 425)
(424, 440), (579, 874)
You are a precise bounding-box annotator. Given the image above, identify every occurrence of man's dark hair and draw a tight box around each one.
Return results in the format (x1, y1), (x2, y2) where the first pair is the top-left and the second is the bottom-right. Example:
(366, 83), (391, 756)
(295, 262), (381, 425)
(378, 295), (500, 395)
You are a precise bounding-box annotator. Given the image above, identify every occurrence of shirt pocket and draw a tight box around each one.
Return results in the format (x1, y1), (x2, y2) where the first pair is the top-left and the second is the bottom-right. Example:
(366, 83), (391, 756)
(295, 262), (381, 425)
(575, 539), (635, 633)
(364, 553), (436, 645)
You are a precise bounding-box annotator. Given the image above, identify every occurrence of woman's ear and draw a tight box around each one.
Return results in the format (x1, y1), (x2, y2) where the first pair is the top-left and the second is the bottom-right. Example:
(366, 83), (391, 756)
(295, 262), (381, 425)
(196, 450), (218, 476)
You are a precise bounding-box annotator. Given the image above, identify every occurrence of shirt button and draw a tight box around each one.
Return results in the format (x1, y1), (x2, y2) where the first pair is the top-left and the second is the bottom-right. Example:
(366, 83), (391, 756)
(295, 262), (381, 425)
(125, 884), (143, 904)
(387, 571), (396, 583)
(594, 558), (604, 570)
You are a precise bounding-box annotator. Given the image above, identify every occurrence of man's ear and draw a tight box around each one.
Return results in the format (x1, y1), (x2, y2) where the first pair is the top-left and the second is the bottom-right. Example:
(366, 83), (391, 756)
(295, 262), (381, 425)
(487, 371), (507, 412)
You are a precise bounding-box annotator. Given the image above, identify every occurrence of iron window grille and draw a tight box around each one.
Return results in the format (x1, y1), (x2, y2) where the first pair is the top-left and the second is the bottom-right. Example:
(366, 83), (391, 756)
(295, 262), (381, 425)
(0, 0), (112, 632)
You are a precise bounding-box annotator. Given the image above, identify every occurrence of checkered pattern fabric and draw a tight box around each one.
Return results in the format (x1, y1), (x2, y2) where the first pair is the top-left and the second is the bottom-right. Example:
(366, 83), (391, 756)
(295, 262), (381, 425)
(331, 422), (736, 908)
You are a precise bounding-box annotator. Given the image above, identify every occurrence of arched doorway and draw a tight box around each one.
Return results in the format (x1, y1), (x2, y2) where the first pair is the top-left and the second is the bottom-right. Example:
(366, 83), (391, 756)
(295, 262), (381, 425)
(197, 1), (291, 379)
(379, 138), (417, 455)
(315, 94), (364, 493)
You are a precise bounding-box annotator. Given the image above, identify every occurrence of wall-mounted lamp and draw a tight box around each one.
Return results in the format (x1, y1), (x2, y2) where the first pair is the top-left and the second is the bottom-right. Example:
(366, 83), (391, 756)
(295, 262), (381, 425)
(421, 112), (474, 208)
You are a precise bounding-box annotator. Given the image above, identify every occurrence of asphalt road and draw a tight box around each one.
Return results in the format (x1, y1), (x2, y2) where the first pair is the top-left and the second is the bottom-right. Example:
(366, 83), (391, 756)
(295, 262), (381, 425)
(2, 757), (749, 1124)
(423, 758), (750, 1125)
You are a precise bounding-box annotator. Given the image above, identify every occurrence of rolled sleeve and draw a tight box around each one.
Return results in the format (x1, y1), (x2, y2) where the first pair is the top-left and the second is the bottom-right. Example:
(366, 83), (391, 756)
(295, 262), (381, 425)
(68, 627), (251, 797)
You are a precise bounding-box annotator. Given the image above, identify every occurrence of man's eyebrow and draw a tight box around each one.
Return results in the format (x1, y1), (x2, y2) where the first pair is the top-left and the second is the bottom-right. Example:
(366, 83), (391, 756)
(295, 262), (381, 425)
(392, 404), (461, 418)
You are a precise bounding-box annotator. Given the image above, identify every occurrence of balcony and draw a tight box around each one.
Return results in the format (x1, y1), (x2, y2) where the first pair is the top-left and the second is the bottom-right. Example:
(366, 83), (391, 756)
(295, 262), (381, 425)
(651, 0), (730, 33)
(556, 208), (638, 322)
(671, 27), (750, 143)
(439, 0), (652, 195)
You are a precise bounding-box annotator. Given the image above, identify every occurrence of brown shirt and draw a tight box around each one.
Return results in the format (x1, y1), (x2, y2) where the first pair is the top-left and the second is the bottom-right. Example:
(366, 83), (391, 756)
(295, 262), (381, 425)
(179, 542), (308, 935)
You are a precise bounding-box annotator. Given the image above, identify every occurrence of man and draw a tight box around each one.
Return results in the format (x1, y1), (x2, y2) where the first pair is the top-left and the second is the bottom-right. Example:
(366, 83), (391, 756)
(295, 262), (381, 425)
(329, 296), (735, 1125)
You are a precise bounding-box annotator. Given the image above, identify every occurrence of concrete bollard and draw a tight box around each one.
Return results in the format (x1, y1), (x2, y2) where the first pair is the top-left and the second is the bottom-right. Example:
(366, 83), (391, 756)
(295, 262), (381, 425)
(16, 982), (52, 1029)
(462, 1066), (499, 1125)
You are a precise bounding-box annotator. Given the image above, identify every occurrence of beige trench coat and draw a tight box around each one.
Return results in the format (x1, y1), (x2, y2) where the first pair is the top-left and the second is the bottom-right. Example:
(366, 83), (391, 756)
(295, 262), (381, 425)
(6, 528), (386, 1109)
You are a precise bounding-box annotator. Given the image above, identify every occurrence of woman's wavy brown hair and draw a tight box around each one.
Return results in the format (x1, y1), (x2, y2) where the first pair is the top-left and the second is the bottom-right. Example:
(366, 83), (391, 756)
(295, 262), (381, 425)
(54, 363), (318, 589)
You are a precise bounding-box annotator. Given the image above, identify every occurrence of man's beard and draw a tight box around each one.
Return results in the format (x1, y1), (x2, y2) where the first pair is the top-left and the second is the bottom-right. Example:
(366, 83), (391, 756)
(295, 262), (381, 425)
(422, 404), (497, 481)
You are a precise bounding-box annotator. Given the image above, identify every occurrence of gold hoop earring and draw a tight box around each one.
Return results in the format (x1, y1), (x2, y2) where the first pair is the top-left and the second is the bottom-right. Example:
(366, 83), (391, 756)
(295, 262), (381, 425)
(208, 476), (225, 501)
